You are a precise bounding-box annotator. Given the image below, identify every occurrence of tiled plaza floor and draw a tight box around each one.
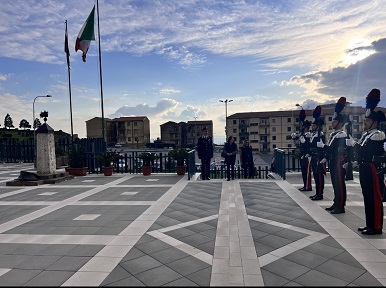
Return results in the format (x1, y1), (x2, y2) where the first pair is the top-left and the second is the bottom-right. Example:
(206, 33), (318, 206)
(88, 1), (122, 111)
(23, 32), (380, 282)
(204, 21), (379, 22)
(0, 163), (385, 286)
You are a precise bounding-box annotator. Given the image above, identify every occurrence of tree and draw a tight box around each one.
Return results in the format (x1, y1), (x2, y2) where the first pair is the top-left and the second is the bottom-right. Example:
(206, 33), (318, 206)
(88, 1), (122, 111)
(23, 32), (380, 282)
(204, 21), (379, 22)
(4, 114), (14, 129)
(19, 119), (31, 130)
(33, 118), (42, 130)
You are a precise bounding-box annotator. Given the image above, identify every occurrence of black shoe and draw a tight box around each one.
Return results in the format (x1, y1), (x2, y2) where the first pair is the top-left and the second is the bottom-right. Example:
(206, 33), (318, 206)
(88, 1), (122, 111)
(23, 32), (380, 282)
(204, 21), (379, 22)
(358, 227), (367, 232)
(361, 228), (382, 235)
(309, 194), (317, 199)
(325, 206), (335, 211)
(311, 195), (323, 201)
(232, 178), (234, 180)
(304, 188), (312, 191)
(227, 178), (230, 181)
(206, 177), (210, 180)
(331, 208), (345, 214)
(299, 187), (306, 191)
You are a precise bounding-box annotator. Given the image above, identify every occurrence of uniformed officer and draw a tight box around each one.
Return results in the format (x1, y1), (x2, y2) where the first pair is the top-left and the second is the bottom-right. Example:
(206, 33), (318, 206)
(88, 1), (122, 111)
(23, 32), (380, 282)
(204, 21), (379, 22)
(309, 106), (326, 200)
(318, 97), (348, 214)
(196, 127), (214, 180)
(292, 109), (312, 192)
(346, 89), (385, 235)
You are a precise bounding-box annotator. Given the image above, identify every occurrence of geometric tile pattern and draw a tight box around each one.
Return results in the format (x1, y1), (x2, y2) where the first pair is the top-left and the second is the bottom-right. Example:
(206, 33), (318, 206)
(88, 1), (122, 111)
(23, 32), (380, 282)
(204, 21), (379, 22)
(0, 163), (385, 286)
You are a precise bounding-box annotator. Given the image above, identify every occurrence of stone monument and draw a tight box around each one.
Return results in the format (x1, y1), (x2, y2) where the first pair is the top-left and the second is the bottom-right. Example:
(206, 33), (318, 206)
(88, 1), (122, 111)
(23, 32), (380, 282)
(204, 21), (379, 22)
(6, 111), (74, 186)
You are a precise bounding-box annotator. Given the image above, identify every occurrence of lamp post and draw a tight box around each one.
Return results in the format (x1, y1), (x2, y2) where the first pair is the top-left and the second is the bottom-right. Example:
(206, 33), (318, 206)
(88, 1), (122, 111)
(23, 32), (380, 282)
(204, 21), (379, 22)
(295, 103), (303, 127)
(219, 99), (233, 141)
(193, 116), (197, 143)
(33, 95), (52, 154)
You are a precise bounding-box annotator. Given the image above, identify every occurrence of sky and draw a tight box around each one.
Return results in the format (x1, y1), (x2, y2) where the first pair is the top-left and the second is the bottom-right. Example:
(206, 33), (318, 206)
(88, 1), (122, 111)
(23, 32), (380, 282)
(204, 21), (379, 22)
(1, 0), (386, 145)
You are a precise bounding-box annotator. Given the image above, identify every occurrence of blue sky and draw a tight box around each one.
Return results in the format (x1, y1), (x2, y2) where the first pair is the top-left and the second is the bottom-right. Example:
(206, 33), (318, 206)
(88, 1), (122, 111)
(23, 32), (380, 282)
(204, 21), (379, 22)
(1, 0), (386, 144)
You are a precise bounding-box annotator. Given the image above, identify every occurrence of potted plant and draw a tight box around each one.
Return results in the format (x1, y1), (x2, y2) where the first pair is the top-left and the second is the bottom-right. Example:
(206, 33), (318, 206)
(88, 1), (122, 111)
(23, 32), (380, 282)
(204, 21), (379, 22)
(55, 146), (68, 168)
(95, 151), (120, 176)
(138, 152), (159, 176)
(65, 146), (87, 176)
(169, 148), (188, 175)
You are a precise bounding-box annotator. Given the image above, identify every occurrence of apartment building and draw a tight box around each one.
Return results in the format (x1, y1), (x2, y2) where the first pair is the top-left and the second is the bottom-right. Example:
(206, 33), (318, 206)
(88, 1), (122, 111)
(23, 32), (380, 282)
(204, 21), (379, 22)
(227, 103), (386, 154)
(86, 116), (150, 147)
(160, 120), (213, 148)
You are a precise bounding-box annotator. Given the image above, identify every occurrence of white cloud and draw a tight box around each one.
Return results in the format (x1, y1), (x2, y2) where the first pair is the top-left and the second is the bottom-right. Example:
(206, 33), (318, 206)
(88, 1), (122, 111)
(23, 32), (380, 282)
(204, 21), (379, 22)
(0, 73), (11, 81)
(159, 88), (181, 95)
(1, 0), (386, 70)
(282, 38), (386, 105)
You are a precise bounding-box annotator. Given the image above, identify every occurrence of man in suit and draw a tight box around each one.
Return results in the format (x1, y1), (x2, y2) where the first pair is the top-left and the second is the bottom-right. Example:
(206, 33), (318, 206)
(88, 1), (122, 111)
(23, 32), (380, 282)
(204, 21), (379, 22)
(196, 127), (213, 180)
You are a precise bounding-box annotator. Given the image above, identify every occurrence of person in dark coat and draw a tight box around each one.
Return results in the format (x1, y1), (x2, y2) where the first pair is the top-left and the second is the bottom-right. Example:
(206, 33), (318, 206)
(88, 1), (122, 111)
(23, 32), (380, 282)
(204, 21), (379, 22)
(240, 140), (254, 179)
(196, 127), (213, 180)
(223, 136), (238, 181)
(345, 89), (385, 235)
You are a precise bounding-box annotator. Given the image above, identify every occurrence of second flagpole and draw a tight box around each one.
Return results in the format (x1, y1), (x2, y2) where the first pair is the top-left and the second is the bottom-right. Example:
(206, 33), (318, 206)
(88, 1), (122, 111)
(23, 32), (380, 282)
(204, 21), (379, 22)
(96, 0), (106, 148)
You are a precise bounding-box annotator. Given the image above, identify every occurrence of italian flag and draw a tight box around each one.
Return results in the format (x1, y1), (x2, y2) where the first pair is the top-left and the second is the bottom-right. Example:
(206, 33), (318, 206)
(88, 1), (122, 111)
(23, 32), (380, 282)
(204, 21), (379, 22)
(75, 5), (95, 62)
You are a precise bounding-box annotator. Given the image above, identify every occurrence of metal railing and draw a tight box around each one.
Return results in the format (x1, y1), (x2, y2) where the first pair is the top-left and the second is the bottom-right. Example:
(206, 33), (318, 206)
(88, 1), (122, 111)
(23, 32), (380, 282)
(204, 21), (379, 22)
(274, 148), (286, 180)
(187, 150), (196, 180)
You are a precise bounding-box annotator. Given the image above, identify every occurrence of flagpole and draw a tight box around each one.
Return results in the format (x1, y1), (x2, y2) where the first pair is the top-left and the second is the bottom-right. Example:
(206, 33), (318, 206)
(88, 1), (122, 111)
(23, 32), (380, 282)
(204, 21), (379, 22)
(65, 20), (74, 143)
(95, 0), (105, 147)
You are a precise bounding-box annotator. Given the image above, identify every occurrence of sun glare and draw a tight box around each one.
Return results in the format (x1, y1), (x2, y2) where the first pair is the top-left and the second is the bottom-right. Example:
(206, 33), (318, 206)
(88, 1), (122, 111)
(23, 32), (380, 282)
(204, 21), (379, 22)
(343, 38), (375, 65)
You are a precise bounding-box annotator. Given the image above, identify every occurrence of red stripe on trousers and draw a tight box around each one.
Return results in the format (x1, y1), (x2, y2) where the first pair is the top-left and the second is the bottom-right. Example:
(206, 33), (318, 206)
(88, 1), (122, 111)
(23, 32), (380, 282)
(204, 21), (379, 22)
(370, 163), (383, 230)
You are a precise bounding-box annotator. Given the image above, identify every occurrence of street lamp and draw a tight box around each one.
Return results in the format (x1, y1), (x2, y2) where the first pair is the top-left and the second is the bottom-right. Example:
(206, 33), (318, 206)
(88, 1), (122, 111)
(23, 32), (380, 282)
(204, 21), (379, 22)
(33, 95), (52, 153)
(193, 116), (197, 143)
(295, 103), (304, 110)
(219, 99), (233, 140)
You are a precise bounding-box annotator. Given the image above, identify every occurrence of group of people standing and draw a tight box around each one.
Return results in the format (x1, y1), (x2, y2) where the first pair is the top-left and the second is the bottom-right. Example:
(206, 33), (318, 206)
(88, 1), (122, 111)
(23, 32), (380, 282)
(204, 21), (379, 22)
(196, 128), (254, 181)
(292, 88), (385, 235)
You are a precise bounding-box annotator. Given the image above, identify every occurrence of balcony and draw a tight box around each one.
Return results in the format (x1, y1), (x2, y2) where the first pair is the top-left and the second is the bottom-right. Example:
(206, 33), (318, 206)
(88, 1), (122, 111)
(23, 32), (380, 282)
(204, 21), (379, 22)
(259, 121), (269, 126)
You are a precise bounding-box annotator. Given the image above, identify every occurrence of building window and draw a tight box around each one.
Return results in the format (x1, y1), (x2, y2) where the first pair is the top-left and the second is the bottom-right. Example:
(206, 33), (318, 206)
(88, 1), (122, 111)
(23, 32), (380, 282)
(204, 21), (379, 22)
(353, 124), (360, 131)
(353, 115), (359, 122)
(272, 127), (276, 132)
(287, 144), (292, 148)
(273, 144), (277, 149)
(127, 137), (131, 142)
(233, 120), (237, 124)
(272, 136), (276, 141)
(272, 119), (276, 123)
(234, 137), (237, 142)
(287, 127), (291, 132)
(287, 118), (291, 123)
(134, 122), (137, 126)
(233, 129), (237, 133)
(328, 116), (332, 121)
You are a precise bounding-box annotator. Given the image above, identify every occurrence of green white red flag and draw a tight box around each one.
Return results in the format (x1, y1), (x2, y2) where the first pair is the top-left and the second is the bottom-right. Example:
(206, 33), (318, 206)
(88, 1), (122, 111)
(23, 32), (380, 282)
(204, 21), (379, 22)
(75, 6), (95, 62)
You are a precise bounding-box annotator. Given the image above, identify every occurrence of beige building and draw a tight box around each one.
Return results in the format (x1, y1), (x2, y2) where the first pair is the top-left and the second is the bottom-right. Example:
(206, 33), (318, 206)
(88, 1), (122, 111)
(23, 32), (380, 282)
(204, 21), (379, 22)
(227, 103), (386, 154)
(85, 117), (115, 142)
(160, 120), (213, 148)
(86, 116), (150, 147)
